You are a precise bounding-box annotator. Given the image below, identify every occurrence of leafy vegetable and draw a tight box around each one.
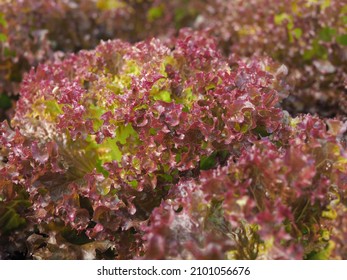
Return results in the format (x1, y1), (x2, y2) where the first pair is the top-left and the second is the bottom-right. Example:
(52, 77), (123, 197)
(1, 29), (346, 260)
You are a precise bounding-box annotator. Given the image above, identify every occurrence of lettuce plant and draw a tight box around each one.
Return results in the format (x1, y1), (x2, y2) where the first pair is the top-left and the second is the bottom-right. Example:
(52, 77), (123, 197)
(0, 29), (346, 259)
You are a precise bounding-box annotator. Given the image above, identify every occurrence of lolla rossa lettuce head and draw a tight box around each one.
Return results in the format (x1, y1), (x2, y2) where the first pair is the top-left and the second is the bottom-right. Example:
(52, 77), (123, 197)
(1, 29), (346, 259)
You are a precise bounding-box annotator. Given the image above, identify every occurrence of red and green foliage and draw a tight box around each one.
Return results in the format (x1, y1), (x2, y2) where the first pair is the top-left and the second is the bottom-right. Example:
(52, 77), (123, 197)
(144, 116), (347, 259)
(2, 0), (346, 120)
(0, 0), (198, 93)
(198, 0), (347, 117)
(1, 30), (346, 259)
(0, 0), (198, 120)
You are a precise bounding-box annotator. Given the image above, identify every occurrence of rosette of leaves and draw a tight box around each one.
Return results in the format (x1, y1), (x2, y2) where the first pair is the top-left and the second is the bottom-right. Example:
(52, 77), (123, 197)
(0, 29), (296, 259)
(198, 0), (347, 117)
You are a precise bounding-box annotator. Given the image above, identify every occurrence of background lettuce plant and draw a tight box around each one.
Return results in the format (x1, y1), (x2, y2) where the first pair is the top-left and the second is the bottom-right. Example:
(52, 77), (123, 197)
(0, 29), (346, 259)
(197, 0), (347, 117)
